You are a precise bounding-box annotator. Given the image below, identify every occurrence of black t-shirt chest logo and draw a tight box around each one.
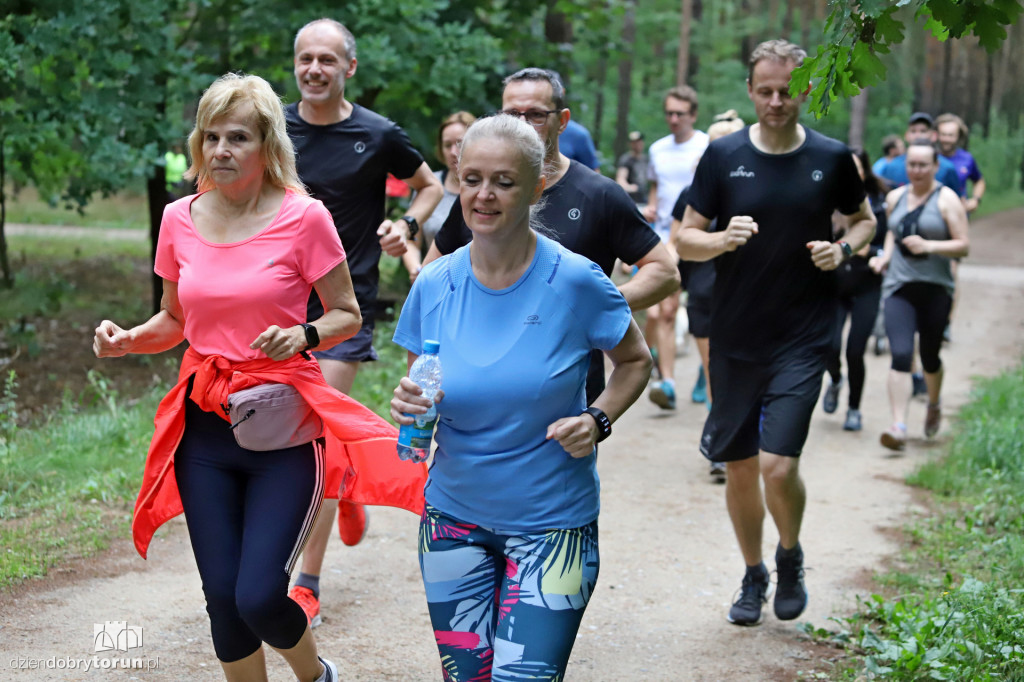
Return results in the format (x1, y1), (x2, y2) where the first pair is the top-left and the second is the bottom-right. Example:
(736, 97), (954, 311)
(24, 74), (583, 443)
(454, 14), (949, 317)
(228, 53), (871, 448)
(811, 170), (823, 182)
(729, 165), (755, 178)
(354, 141), (366, 154)
(568, 208), (581, 220)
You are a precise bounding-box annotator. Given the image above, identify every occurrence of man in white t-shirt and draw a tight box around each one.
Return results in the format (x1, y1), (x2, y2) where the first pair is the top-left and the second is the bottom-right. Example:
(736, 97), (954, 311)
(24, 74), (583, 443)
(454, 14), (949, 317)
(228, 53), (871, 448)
(642, 85), (709, 409)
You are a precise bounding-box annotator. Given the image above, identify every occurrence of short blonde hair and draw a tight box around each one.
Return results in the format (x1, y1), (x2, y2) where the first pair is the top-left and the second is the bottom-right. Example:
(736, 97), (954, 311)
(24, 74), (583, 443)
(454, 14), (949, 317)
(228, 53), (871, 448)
(707, 109), (744, 141)
(184, 73), (306, 195)
(748, 39), (806, 83)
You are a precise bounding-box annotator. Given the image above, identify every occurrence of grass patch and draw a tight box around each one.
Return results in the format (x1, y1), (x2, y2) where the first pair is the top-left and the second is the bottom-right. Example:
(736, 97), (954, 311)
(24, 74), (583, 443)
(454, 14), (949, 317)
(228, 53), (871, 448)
(2, 237), (151, 317)
(973, 187), (1024, 219)
(5, 186), (149, 230)
(800, 362), (1024, 680)
(0, 374), (162, 588)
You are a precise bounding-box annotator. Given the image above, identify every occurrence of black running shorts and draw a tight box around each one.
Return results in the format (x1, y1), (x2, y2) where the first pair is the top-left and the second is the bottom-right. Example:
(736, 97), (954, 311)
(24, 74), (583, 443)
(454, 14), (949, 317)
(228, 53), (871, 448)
(686, 296), (712, 339)
(700, 349), (826, 462)
(313, 321), (378, 363)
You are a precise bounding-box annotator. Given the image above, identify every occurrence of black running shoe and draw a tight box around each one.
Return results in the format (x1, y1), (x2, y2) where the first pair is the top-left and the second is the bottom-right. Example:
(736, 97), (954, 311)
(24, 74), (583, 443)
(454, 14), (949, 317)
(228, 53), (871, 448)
(727, 565), (770, 626)
(774, 547), (808, 620)
(822, 377), (842, 414)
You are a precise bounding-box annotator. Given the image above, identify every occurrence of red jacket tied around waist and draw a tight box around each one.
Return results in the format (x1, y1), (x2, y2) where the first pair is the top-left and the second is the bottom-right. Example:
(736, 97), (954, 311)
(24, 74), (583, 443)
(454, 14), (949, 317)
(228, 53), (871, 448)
(132, 347), (427, 558)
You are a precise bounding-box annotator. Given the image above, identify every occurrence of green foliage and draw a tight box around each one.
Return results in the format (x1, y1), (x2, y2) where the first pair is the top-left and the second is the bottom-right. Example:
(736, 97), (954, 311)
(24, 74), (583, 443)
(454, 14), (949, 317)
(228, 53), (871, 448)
(797, 0), (1024, 116)
(0, 370), (17, 442)
(1, 0), (183, 209)
(802, 359), (1024, 680)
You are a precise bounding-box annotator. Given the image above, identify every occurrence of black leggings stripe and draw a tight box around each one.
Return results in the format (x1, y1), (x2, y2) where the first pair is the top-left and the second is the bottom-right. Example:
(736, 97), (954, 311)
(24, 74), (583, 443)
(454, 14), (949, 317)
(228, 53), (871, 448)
(285, 437), (325, 575)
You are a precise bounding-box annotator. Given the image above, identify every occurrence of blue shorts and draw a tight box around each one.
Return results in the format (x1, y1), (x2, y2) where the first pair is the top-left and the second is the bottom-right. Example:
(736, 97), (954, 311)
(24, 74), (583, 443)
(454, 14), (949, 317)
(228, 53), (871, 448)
(700, 349), (826, 462)
(313, 321), (378, 363)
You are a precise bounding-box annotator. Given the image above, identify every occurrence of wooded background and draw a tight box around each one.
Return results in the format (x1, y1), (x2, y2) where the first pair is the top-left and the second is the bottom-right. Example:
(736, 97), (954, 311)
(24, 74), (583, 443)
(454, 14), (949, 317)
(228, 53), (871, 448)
(2, 0), (1022, 289)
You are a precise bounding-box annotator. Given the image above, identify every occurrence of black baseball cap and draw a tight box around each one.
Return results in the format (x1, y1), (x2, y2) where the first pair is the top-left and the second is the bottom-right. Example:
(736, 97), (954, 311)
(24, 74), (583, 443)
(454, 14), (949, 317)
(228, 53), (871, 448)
(628, 130), (644, 142)
(908, 111), (934, 128)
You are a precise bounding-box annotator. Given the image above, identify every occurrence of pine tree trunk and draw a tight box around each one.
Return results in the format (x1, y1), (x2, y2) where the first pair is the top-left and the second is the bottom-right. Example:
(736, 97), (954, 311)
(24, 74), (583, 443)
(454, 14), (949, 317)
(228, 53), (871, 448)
(677, 0), (693, 86)
(0, 137), (11, 289)
(849, 89), (868, 150)
(613, 0), (637, 160)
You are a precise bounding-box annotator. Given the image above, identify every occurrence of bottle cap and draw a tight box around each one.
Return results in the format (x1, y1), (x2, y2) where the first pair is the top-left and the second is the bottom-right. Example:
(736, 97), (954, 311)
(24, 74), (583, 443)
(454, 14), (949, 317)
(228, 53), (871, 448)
(423, 339), (440, 354)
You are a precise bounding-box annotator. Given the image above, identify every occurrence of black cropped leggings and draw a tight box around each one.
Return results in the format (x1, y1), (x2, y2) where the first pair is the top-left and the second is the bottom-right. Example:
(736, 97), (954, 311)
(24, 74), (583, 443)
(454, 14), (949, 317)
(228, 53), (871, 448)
(175, 399), (324, 662)
(827, 285), (882, 410)
(884, 282), (952, 375)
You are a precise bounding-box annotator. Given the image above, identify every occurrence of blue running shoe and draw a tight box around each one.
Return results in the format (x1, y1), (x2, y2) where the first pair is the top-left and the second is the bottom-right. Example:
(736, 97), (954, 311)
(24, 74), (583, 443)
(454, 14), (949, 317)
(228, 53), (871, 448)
(691, 366), (707, 404)
(649, 380), (676, 410)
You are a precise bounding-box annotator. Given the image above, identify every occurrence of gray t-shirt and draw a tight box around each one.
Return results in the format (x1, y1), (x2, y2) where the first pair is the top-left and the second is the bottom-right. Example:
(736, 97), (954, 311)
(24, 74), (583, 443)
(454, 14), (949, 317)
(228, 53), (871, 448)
(883, 188), (954, 299)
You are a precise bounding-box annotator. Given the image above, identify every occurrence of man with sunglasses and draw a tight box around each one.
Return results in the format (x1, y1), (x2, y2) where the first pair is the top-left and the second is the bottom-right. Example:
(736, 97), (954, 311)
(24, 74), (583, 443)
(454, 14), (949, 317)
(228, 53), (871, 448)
(424, 67), (679, 404)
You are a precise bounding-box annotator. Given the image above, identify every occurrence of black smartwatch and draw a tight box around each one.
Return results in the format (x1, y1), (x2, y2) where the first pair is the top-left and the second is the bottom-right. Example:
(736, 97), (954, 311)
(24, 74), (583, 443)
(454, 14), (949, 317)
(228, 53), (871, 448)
(837, 240), (853, 262)
(299, 323), (319, 351)
(583, 407), (612, 443)
(401, 215), (419, 241)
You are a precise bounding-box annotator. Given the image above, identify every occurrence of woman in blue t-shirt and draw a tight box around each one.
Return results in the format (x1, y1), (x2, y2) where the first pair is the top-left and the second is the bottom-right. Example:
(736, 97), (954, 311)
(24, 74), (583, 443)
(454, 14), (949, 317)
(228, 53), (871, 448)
(391, 115), (650, 680)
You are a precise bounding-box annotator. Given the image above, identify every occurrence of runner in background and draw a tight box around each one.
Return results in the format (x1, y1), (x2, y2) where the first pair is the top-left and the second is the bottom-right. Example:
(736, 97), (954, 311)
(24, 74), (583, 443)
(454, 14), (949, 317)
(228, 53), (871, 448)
(871, 140), (970, 451)
(284, 17), (442, 629)
(403, 111), (477, 283)
(616, 130), (649, 207)
(643, 86), (709, 410)
(677, 40), (876, 627)
(821, 149), (889, 433)
(668, 109), (745, 483)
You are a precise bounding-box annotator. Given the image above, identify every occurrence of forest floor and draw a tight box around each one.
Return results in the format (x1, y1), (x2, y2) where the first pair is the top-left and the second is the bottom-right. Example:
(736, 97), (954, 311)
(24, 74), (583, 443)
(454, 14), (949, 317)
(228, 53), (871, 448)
(1, 209), (1023, 680)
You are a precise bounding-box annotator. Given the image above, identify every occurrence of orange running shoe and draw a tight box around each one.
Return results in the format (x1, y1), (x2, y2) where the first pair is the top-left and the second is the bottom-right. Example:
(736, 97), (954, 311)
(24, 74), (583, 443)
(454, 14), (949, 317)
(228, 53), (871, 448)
(288, 585), (321, 628)
(337, 500), (368, 546)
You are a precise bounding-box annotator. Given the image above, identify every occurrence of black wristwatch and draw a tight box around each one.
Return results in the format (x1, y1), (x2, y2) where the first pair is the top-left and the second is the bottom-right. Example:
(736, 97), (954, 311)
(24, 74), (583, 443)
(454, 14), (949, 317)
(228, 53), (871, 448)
(583, 407), (612, 443)
(299, 323), (319, 351)
(837, 240), (853, 262)
(401, 215), (419, 241)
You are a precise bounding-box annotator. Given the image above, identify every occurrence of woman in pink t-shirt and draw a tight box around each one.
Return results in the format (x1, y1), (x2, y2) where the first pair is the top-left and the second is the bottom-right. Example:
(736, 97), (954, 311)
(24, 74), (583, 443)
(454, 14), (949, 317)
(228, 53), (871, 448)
(93, 74), (357, 682)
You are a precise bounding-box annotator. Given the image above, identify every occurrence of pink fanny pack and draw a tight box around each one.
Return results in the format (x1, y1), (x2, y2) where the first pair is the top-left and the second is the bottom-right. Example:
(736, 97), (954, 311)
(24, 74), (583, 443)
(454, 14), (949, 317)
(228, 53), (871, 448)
(227, 383), (324, 451)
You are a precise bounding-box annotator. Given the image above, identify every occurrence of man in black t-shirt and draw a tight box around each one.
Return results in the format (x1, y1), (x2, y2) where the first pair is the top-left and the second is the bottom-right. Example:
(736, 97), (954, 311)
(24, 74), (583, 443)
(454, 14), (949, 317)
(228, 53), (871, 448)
(676, 40), (876, 628)
(285, 18), (443, 628)
(423, 68), (679, 403)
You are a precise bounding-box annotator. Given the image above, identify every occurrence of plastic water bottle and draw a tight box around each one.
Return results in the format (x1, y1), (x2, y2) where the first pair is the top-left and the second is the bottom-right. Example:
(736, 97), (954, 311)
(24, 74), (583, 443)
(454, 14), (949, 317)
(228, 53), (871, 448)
(397, 339), (442, 463)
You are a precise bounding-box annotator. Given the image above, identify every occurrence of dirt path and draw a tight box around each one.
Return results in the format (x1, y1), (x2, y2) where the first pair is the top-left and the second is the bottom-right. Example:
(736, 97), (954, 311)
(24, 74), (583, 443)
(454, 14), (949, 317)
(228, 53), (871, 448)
(2, 210), (1023, 681)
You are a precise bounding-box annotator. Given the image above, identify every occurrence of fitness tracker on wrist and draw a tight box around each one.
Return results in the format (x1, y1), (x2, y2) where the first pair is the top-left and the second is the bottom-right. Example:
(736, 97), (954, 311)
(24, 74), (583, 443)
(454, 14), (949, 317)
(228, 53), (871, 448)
(583, 407), (612, 443)
(401, 215), (419, 240)
(837, 240), (853, 262)
(299, 323), (319, 351)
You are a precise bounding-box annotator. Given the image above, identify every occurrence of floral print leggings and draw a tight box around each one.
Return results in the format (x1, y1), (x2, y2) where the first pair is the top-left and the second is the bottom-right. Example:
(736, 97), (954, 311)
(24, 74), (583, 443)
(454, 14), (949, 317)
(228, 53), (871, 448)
(419, 505), (600, 681)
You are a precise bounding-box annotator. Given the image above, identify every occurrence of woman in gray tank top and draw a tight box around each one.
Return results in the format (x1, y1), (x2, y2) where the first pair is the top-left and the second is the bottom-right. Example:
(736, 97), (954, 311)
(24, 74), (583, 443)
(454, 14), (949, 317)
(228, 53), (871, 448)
(868, 140), (969, 451)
